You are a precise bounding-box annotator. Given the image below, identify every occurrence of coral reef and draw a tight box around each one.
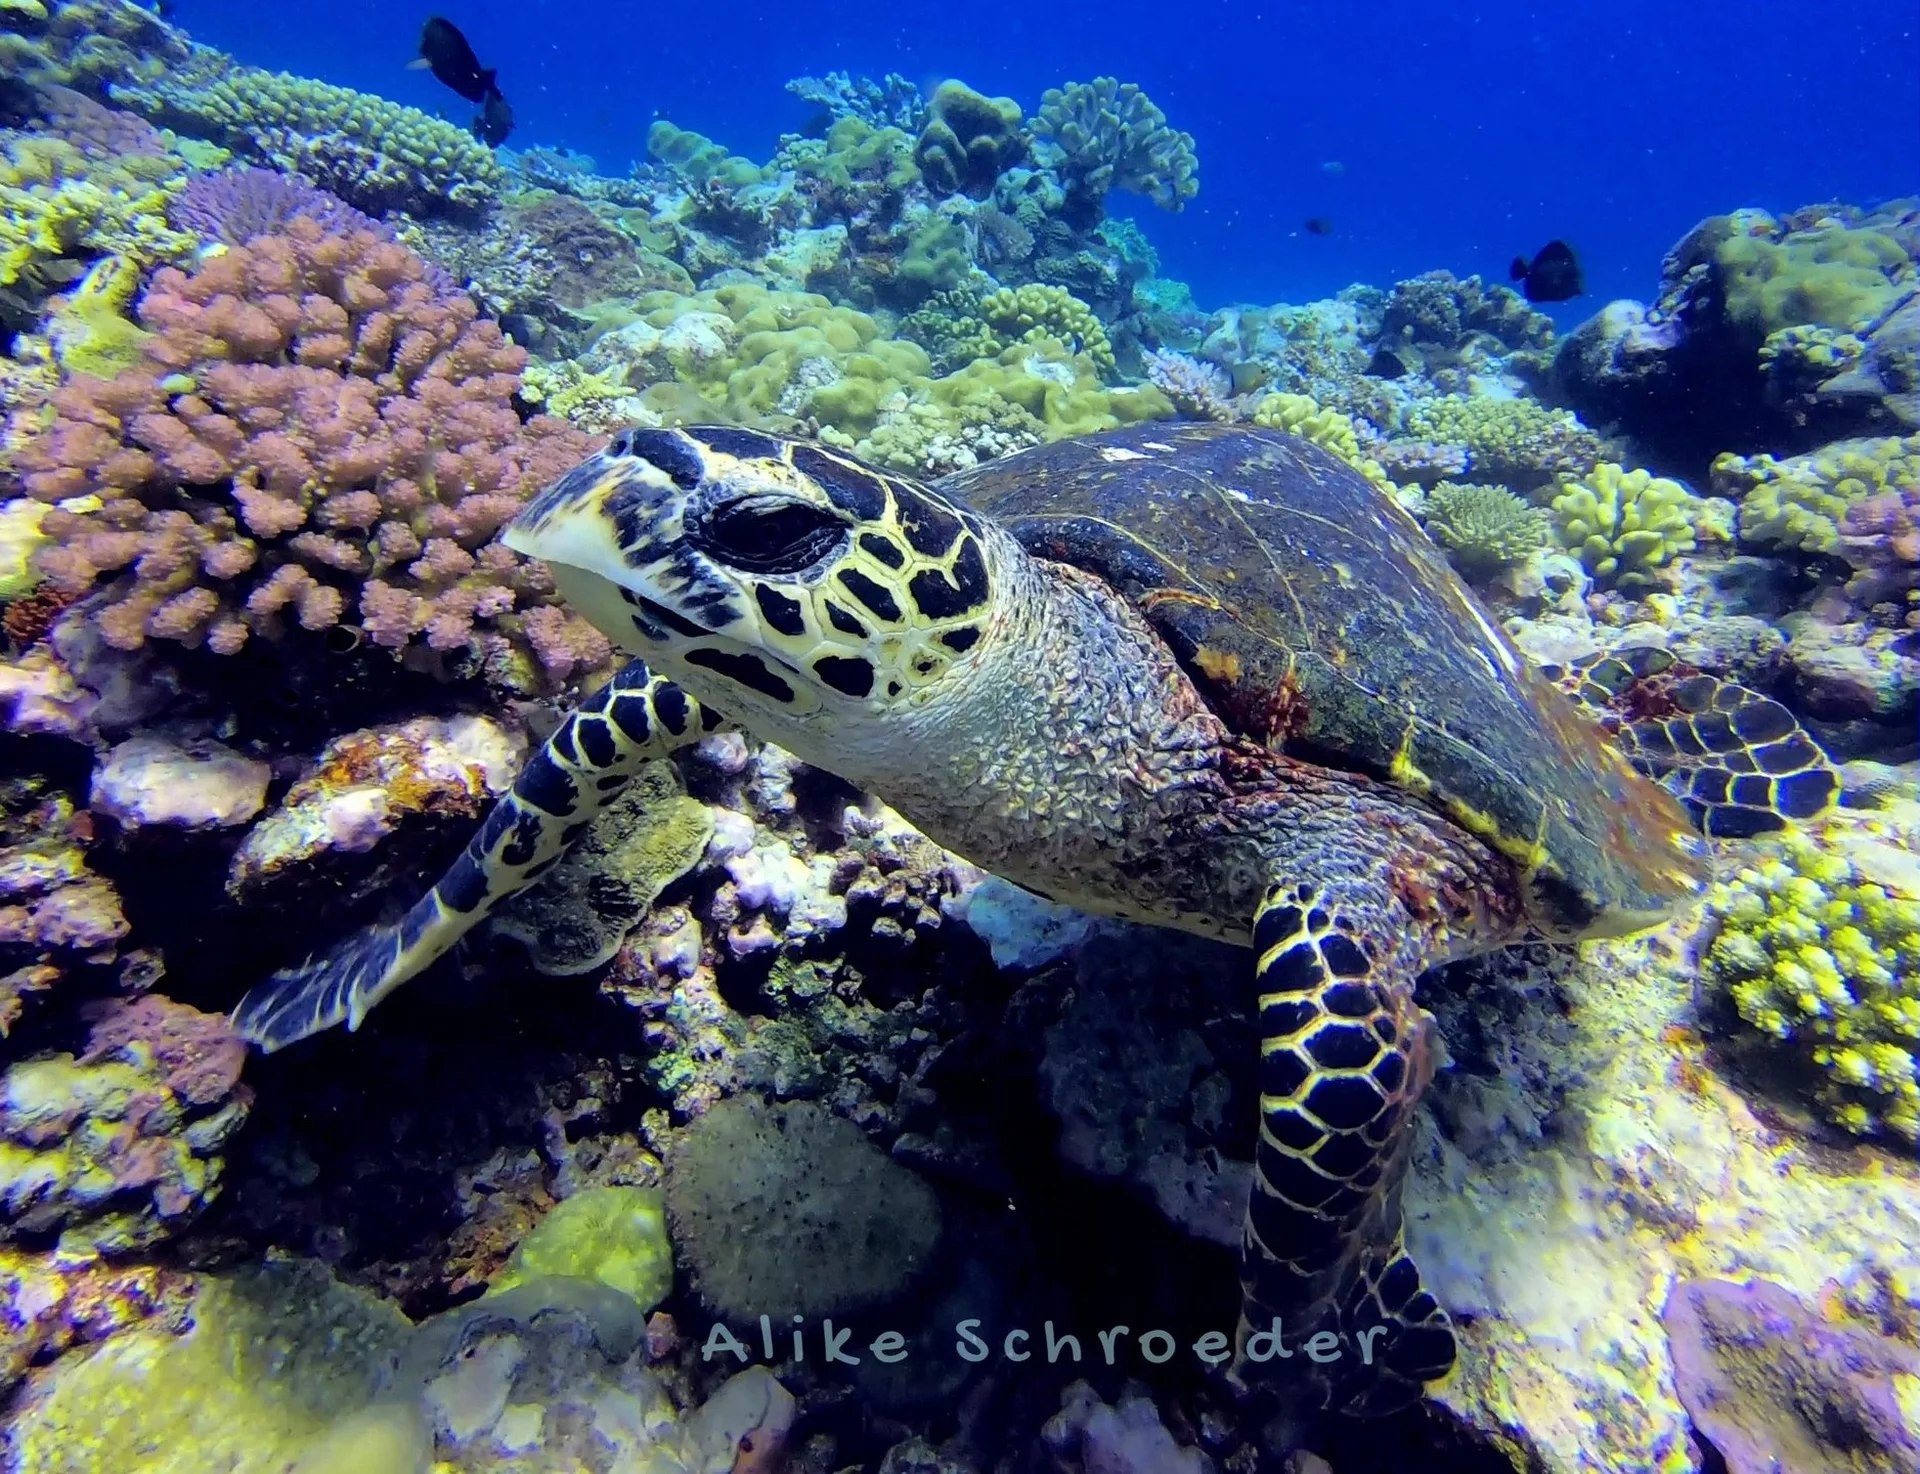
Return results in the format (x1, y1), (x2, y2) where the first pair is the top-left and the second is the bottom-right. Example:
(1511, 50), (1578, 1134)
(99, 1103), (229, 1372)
(1404, 394), (1609, 487)
(1549, 462), (1701, 587)
(665, 1094), (943, 1321)
(0, 996), (250, 1257)
(912, 80), (1026, 198)
(1663, 1276), (1920, 1474)
(113, 65), (500, 215)
(493, 1184), (674, 1314)
(15, 220), (607, 681)
(1714, 433), (1920, 555)
(1031, 78), (1199, 221)
(1705, 814), (1920, 1141)
(1422, 480), (1549, 578)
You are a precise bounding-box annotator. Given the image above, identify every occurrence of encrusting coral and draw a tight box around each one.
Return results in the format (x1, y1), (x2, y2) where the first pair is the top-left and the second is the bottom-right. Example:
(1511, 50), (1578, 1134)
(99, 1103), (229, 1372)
(1549, 462), (1701, 587)
(14, 219), (610, 682)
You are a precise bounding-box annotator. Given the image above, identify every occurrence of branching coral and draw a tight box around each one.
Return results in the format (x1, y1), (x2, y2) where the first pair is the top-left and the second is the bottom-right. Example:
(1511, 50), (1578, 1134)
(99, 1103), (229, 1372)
(1422, 480), (1548, 578)
(112, 66), (500, 215)
(1142, 350), (1238, 421)
(14, 220), (608, 681)
(1402, 395), (1608, 486)
(1249, 391), (1396, 492)
(1031, 77), (1198, 217)
(1706, 822), (1920, 1142)
(1549, 463), (1700, 587)
(1715, 433), (1920, 555)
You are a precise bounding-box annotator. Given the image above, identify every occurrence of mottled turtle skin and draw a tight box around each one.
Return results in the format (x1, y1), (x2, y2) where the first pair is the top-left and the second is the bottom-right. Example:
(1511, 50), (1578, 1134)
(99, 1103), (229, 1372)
(236, 422), (1820, 1432)
(943, 423), (1697, 939)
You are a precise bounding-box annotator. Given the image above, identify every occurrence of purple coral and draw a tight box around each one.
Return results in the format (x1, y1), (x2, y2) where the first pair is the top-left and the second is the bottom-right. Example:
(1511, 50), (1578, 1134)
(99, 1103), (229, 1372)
(1663, 1277), (1920, 1474)
(27, 86), (167, 160)
(170, 166), (383, 248)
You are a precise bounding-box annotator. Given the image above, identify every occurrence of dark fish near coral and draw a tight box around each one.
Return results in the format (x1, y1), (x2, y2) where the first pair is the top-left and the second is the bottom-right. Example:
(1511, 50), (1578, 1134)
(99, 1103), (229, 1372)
(414, 16), (494, 101)
(1303, 216), (1334, 237)
(1510, 239), (1583, 303)
(472, 86), (514, 146)
(412, 16), (514, 144)
(1365, 348), (1408, 379)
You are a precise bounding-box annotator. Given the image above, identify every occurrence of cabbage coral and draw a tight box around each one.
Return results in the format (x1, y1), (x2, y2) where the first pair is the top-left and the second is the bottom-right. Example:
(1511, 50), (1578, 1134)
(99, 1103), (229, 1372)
(1706, 824), (1920, 1142)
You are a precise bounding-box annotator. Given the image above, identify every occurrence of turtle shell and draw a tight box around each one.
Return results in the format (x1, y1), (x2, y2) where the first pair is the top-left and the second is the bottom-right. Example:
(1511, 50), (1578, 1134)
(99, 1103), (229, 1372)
(936, 422), (1704, 936)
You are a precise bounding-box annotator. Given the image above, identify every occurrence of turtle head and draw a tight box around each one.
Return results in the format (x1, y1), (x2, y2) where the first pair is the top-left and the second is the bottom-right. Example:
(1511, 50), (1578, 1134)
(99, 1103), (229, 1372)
(506, 426), (1001, 764)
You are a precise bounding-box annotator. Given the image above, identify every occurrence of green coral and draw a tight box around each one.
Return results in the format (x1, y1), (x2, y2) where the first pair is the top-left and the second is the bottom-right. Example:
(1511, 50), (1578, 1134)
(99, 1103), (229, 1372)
(6, 1259), (413, 1474)
(113, 67), (499, 213)
(898, 213), (973, 295)
(0, 499), (53, 601)
(979, 283), (1116, 377)
(1714, 434), (1920, 554)
(1715, 220), (1912, 338)
(646, 120), (766, 191)
(783, 116), (919, 199)
(1031, 77), (1198, 214)
(1707, 824), (1920, 1142)
(912, 80), (1027, 198)
(495, 1186), (674, 1314)
(1549, 463), (1700, 587)
(518, 357), (639, 431)
(43, 254), (153, 381)
(1403, 395), (1607, 485)
(0, 136), (192, 289)
(1423, 480), (1549, 577)
(1249, 392), (1397, 495)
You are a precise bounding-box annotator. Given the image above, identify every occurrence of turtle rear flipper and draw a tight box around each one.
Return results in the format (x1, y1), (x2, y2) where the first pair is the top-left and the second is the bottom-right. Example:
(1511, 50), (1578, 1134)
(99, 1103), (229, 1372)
(1237, 870), (1458, 1416)
(233, 661), (726, 1052)
(1548, 647), (1839, 838)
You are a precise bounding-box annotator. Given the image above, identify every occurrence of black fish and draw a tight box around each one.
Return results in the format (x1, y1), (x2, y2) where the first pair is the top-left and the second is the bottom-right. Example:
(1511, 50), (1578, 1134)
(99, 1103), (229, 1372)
(416, 17), (495, 102)
(1509, 239), (1583, 303)
(1365, 348), (1408, 379)
(1303, 216), (1334, 237)
(472, 86), (514, 145)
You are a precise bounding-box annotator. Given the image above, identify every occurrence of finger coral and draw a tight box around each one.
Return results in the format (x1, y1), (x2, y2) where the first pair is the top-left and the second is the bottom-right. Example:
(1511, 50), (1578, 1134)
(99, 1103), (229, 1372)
(1715, 433), (1920, 556)
(1549, 462), (1700, 587)
(1032, 77), (1198, 217)
(14, 219), (608, 683)
(1706, 819), (1920, 1142)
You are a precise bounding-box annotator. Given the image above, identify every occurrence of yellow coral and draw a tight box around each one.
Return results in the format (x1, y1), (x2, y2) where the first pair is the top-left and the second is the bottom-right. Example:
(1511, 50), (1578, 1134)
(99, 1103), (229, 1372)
(1707, 818), (1920, 1142)
(519, 358), (641, 431)
(1549, 463), (1699, 587)
(1403, 395), (1605, 481)
(1250, 392), (1397, 495)
(1715, 434), (1920, 554)
(0, 136), (193, 288)
(980, 284), (1117, 377)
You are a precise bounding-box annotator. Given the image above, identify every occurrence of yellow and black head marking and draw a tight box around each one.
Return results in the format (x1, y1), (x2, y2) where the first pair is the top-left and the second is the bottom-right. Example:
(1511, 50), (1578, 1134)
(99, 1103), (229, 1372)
(507, 426), (999, 731)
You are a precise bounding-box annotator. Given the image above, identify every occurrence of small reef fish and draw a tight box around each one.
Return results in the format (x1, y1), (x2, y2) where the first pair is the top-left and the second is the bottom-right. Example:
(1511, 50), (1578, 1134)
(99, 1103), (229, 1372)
(1509, 239), (1583, 303)
(412, 16), (514, 144)
(1365, 348), (1409, 379)
(1302, 216), (1334, 237)
(1320, 160), (1346, 175)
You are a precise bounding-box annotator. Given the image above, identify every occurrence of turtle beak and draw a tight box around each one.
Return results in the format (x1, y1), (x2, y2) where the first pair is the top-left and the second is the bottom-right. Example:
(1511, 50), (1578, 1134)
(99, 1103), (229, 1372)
(505, 447), (686, 587)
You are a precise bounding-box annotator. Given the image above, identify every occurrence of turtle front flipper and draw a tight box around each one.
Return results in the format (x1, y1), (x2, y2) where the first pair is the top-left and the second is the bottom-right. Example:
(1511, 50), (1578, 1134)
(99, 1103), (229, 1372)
(232, 660), (726, 1052)
(1547, 647), (1839, 837)
(1239, 876), (1456, 1416)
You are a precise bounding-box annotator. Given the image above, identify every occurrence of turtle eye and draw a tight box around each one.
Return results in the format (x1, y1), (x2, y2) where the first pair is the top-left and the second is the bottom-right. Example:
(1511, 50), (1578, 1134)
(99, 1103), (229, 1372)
(692, 496), (847, 575)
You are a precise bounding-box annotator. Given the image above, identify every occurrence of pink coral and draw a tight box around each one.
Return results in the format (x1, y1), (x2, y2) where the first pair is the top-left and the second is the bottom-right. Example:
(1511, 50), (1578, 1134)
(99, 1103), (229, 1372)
(1838, 485), (1920, 623)
(15, 219), (609, 687)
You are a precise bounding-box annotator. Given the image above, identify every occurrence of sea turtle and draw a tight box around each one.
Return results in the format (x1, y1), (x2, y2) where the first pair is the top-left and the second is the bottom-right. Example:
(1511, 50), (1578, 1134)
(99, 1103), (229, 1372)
(233, 421), (1836, 1418)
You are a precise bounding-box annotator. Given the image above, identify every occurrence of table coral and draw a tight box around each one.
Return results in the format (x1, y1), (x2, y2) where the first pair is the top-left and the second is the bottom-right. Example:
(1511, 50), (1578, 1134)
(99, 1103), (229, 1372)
(112, 65), (500, 215)
(1031, 76), (1199, 217)
(1705, 817), (1920, 1142)
(1549, 462), (1701, 588)
(15, 219), (608, 682)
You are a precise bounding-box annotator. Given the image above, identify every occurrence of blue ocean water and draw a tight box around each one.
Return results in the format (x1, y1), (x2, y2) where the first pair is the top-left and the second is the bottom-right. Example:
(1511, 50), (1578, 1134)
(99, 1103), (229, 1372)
(179, 0), (1920, 313)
